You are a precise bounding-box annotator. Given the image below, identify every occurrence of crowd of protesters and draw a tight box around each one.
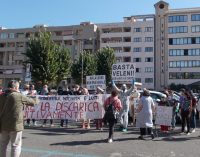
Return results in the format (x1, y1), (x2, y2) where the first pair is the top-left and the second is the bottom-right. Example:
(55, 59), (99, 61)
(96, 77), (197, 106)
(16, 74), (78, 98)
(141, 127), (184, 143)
(0, 80), (200, 145)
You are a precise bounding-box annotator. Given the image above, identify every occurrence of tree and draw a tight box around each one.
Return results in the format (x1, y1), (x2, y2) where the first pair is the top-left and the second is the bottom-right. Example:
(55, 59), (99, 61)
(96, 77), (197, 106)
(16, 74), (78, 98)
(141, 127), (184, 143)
(95, 47), (116, 85)
(71, 51), (97, 85)
(24, 31), (71, 86)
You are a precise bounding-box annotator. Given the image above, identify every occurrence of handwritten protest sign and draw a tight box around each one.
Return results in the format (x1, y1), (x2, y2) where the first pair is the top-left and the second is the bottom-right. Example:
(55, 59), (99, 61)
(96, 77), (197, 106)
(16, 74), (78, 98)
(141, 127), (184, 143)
(112, 63), (135, 82)
(155, 106), (173, 126)
(86, 75), (106, 90)
(24, 95), (106, 120)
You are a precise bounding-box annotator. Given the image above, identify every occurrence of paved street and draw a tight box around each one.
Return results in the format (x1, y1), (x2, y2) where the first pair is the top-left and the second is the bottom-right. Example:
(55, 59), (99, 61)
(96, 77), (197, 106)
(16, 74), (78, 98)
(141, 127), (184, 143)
(6, 121), (200, 157)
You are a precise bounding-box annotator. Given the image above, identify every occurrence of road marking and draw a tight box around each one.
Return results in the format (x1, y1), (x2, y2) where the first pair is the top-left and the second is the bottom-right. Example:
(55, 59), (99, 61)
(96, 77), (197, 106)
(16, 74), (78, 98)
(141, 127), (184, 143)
(20, 147), (102, 157)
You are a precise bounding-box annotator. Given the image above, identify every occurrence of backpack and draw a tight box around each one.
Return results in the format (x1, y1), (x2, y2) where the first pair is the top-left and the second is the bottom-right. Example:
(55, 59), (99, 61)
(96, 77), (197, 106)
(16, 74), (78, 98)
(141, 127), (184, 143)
(103, 98), (118, 123)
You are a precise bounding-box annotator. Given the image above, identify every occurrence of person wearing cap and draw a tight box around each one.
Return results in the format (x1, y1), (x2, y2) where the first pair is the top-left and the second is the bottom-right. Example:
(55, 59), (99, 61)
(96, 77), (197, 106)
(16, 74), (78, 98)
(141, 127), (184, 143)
(112, 79), (135, 132)
(0, 80), (37, 157)
(136, 89), (155, 140)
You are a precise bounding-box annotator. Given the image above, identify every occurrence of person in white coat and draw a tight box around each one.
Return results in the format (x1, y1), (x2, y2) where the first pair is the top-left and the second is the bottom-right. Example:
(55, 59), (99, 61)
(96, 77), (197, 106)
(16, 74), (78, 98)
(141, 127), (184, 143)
(112, 79), (135, 132)
(136, 89), (155, 140)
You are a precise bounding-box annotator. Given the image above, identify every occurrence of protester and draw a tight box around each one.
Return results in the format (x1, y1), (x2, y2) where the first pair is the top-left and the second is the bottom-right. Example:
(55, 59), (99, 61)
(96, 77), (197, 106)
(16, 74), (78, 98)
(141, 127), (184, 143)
(129, 89), (140, 126)
(81, 88), (91, 129)
(136, 89), (155, 140)
(21, 84), (29, 95)
(103, 90), (122, 143)
(112, 79), (135, 132)
(189, 90), (197, 133)
(26, 84), (38, 126)
(180, 89), (192, 135)
(41, 85), (54, 127)
(158, 95), (171, 132)
(0, 80), (37, 157)
(95, 86), (105, 130)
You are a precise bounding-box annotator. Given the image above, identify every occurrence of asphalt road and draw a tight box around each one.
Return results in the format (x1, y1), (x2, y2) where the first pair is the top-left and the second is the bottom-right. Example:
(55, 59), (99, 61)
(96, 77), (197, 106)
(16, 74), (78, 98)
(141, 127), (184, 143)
(5, 121), (200, 157)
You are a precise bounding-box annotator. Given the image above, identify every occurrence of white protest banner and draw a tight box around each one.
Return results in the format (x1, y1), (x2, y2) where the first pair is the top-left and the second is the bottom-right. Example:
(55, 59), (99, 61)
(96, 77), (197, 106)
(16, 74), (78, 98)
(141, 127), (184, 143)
(112, 63), (135, 82)
(24, 95), (105, 120)
(86, 75), (106, 90)
(155, 106), (173, 126)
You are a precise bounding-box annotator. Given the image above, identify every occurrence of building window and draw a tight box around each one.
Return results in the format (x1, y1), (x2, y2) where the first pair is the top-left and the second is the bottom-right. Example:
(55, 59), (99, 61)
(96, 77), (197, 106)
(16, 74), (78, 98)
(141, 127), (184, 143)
(168, 26), (188, 34)
(136, 68), (141, 73)
(168, 37), (200, 45)
(123, 57), (131, 62)
(133, 37), (142, 42)
(145, 67), (153, 72)
(135, 78), (141, 82)
(168, 15), (188, 22)
(145, 37), (153, 42)
(169, 60), (200, 68)
(145, 27), (153, 32)
(191, 14), (200, 21)
(133, 47), (142, 52)
(169, 72), (200, 79)
(145, 57), (153, 62)
(133, 58), (142, 62)
(191, 25), (200, 33)
(134, 28), (141, 32)
(145, 78), (153, 83)
(9, 33), (15, 39)
(0, 33), (8, 39)
(145, 47), (153, 52)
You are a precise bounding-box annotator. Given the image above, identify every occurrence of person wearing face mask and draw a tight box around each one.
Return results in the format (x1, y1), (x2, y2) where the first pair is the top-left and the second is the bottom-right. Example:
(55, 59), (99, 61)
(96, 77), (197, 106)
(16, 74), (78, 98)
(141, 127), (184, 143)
(112, 79), (135, 132)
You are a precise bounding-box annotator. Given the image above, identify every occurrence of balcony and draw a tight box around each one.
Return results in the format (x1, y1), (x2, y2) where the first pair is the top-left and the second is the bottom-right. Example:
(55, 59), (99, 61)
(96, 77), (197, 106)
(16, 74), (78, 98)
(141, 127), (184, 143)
(115, 52), (132, 57)
(101, 32), (131, 38)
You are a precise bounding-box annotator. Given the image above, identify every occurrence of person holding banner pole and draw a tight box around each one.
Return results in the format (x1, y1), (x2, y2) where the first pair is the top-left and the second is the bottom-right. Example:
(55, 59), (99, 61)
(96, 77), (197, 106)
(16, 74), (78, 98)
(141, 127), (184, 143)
(112, 79), (135, 132)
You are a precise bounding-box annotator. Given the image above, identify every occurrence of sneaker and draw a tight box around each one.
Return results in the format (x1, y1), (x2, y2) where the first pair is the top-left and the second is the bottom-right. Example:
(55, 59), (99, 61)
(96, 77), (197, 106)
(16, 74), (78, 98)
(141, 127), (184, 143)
(186, 132), (191, 136)
(151, 134), (155, 139)
(122, 128), (127, 132)
(33, 122), (37, 126)
(108, 138), (113, 143)
(191, 129), (195, 133)
(138, 135), (145, 140)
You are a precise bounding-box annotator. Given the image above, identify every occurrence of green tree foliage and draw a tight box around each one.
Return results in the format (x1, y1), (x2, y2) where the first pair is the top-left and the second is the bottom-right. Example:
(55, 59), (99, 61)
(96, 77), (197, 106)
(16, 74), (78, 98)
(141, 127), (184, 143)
(24, 32), (71, 85)
(95, 47), (116, 85)
(71, 51), (97, 85)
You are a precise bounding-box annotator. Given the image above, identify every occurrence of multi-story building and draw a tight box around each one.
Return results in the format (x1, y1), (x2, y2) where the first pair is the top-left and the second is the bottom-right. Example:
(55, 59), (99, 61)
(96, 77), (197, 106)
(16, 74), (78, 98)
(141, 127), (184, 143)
(98, 14), (155, 89)
(0, 0), (200, 90)
(155, 1), (200, 91)
(0, 22), (98, 87)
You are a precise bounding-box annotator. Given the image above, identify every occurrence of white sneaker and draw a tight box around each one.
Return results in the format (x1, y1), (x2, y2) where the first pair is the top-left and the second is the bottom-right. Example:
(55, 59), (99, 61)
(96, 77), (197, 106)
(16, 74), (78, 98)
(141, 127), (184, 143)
(186, 132), (191, 136)
(191, 129), (195, 133)
(108, 139), (113, 143)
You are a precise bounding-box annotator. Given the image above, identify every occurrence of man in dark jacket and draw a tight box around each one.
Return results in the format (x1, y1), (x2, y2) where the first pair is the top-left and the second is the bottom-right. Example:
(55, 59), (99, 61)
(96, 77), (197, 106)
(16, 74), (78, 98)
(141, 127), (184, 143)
(0, 80), (37, 157)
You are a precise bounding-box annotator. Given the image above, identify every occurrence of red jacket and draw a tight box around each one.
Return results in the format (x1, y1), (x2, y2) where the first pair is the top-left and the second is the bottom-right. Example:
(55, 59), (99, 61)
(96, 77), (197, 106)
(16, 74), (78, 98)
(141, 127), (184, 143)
(104, 96), (122, 112)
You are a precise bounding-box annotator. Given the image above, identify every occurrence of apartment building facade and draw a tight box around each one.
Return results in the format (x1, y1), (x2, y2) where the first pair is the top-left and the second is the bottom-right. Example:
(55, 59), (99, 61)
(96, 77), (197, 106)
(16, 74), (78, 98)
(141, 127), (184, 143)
(0, 0), (200, 90)
(98, 15), (155, 89)
(0, 22), (98, 87)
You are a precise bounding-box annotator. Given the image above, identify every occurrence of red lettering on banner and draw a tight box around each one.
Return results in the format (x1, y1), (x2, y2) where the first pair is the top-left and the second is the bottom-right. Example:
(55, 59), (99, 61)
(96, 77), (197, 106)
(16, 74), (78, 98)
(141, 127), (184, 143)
(79, 102), (84, 111)
(93, 102), (99, 111)
(79, 112), (83, 119)
(73, 102), (79, 111)
(46, 111), (52, 119)
(65, 111), (72, 118)
(74, 112), (78, 119)
(41, 102), (51, 111)
(63, 102), (70, 111)
(88, 102), (93, 112)
(56, 102), (63, 110)
(41, 111), (47, 118)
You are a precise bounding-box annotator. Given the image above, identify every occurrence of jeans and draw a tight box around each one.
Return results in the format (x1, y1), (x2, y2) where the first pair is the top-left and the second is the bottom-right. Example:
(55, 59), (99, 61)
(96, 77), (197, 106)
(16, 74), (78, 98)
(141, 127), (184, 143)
(60, 119), (68, 127)
(171, 112), (176, 128)
(108, 119), (115, 139)
(119, 108), (129, 129)
(181, 110), (191, 133)
(0, 131), (22, 157)
(190, 109), (196, 129)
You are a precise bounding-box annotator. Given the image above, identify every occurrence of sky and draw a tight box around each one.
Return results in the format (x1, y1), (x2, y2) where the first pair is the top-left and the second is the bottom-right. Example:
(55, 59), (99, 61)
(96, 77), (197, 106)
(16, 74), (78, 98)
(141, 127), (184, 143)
(1, 0), (200, 29)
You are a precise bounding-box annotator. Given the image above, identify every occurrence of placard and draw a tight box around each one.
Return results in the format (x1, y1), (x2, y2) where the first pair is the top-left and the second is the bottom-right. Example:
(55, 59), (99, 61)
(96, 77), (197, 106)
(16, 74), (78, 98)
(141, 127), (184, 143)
(155, 106), (173, 126)
(86, 75), (106, 90)
(112, 63), (135, 82)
